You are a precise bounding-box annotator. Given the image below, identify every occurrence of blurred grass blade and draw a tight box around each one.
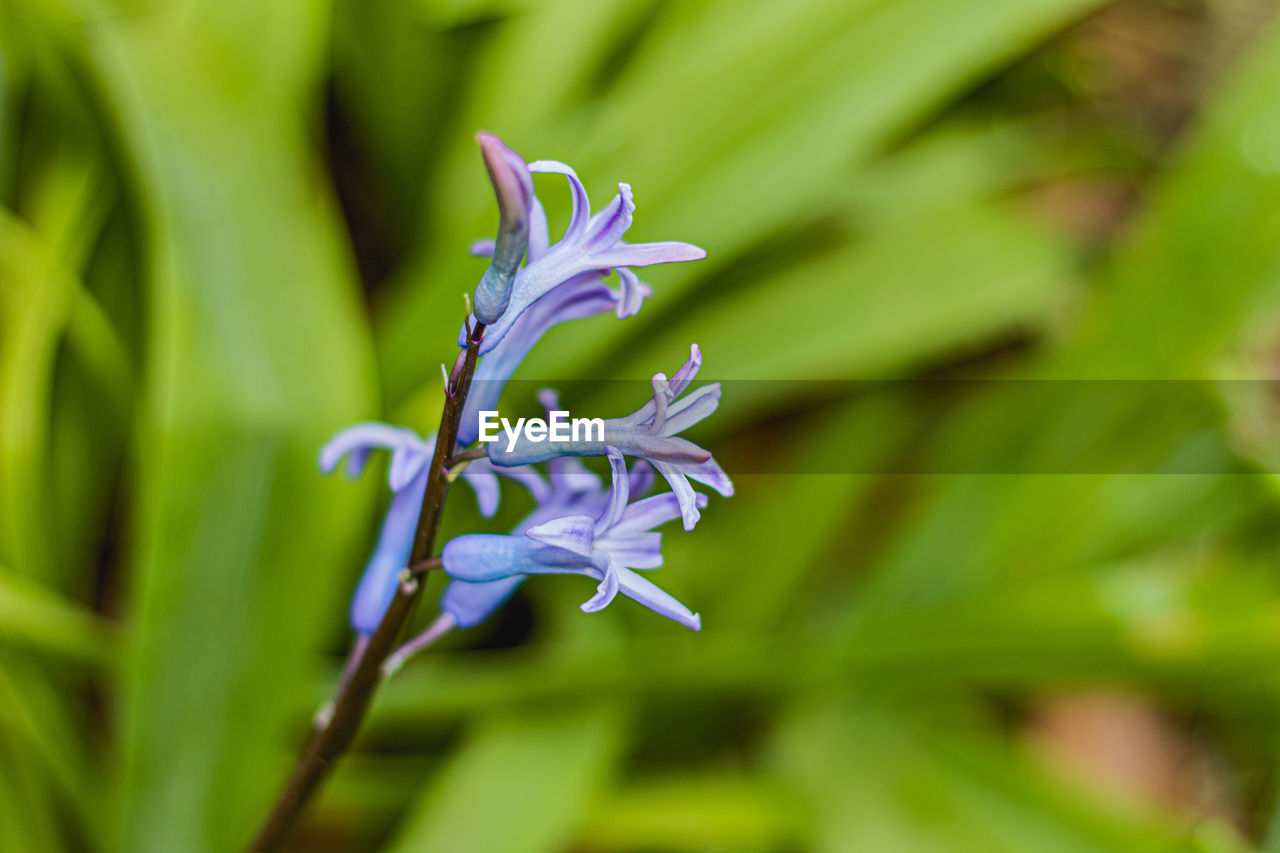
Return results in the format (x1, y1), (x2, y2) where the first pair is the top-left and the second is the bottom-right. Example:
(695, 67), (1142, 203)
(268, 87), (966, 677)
(387, 706), (622, 853)
(377, 0), (1105, 403)
(0, 562), (117, 666)
(78, 3), (380, 850)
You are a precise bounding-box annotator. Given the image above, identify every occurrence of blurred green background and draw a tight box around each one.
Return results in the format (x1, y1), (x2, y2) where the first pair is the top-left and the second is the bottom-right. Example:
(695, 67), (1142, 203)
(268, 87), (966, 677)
(7, 0), (1280, 850)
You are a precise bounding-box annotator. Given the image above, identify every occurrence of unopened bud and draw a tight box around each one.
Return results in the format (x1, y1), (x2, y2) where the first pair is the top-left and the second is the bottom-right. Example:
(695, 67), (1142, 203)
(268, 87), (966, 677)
(473, 133), (533, 324)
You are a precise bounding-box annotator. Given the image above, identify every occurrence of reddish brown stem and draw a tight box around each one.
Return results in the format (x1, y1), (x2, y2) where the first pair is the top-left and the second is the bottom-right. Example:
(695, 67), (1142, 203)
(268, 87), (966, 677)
(246, 322), (486, 852)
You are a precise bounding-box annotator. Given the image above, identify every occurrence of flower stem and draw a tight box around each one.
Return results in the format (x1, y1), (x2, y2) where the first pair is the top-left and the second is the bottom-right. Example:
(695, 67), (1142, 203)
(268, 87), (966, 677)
(381, 612), (457, 677)
(246, 322), (486, 853)
(444, 447), (487, 467)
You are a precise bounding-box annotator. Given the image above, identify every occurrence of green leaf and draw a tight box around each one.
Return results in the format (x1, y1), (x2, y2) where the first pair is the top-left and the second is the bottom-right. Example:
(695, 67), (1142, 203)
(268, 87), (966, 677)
(386, 705), (622, 853)
(74, 3), (380, 850)
(0, 563), (117, 666)
(377, 0), (1106, 403)
(771, 702), (1192, 853)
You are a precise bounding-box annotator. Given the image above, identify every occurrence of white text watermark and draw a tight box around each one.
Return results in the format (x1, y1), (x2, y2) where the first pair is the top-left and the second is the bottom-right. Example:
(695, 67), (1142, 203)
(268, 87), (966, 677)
(477, 410), (605, 452)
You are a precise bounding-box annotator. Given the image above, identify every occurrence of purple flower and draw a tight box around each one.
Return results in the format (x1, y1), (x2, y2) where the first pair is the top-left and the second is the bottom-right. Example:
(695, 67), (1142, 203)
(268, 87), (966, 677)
(462, 158), (705, 355)
(472, 134), (534, 324)
(320, 422), (535, 634)
(485, 344), (733, 530)
(457, 265), (649, 445)
(443, 450), (701, 630)
(439, 454), (633, 628)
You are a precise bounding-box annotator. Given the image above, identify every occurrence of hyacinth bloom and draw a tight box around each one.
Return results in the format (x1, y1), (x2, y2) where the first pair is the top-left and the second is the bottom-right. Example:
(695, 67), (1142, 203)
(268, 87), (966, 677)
(462, 157), (705, 356)
(457, 264), (650, 445)
(486, 344), (733, 529)
(439, 454), (644, 628)
(443, 449), (702, 630)
(320, 422), (532, 634)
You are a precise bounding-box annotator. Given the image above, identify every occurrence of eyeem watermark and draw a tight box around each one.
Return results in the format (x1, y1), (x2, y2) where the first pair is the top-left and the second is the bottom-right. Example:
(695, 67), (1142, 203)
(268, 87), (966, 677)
(478, 410), (604, 452)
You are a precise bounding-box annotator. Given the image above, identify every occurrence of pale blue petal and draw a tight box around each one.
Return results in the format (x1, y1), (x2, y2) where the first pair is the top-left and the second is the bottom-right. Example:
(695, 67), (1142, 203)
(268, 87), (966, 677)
(525, 515), (596, 556)
(528, 160), (590, 242)
(613, 566), (700, 631)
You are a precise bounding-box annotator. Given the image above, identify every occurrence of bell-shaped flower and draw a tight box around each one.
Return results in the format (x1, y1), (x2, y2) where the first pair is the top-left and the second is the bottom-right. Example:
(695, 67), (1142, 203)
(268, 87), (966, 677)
(439, 454), (636, 628)
(486, 344), (732, 529)
(462, 158), (705, 355)
(320, 421), (535, 634)
(457, 267), (650, 445)
(443, 450), (702, 630)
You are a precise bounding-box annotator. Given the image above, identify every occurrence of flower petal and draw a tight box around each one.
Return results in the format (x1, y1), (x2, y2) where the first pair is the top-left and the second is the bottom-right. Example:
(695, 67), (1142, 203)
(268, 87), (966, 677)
(588, 240), (706, 269)
(662, 383), (721, 435)
(349, 470), (428, 634)
(614, 566), (701, 631)
(620, 433), (712, 465)
(529, 197), (550, 261)
(684, 456), (734, 497)
(580, 562), (621, 613)
(597, 532), (663, 570)
(613, 268), (649, 319)
(525, 514), (596, 556)
(469, 239), (496, 257)
(528, 160), (590, 243)
(440, 576), (525, 629)
(611, 492), (703, 536)
(458, 463), (500, 517)
(319, 422), (420, 475)
(443, 534), (589, 582)
(628, 459), (655, 498)
(388, 444), (431, 491)
(667, 343), (703, 397)
(596, 447), (630, 533)
(581, 183), (634, 254)
(652, 461), (701, 531)
(458, 274), (615, 443)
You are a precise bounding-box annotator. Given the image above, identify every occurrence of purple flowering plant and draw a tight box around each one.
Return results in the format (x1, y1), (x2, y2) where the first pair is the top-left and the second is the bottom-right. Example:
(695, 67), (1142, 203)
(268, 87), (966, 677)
(251, 134), (729, 850)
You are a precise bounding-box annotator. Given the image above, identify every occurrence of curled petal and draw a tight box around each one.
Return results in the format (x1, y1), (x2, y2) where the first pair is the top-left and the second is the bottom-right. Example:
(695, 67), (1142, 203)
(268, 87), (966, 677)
(650, 373), (672, 432)
(652, 461), (701, 531)
(614, 268), (649, 319)
(612, 491), (705, 537)
(597, 448), (630, 533)
(626, 344), (702, 426)
(667, 343), (704, 398)
(582, 183), (634, 255)
(538, 388), (561, 414)
(320, 422), (420, 476)
(528, 160), (590, 243)
(469, 239), (496, 258)
(581, 562), (621, 612)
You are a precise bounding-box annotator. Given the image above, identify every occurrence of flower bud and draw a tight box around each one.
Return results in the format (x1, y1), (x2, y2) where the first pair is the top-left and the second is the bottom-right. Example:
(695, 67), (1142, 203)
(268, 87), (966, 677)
(473, 133), (534, 324)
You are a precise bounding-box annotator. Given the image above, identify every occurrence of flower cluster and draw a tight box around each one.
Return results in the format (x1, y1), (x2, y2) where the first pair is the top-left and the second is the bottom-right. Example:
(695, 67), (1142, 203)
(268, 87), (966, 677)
(322, 134), (729, 642)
